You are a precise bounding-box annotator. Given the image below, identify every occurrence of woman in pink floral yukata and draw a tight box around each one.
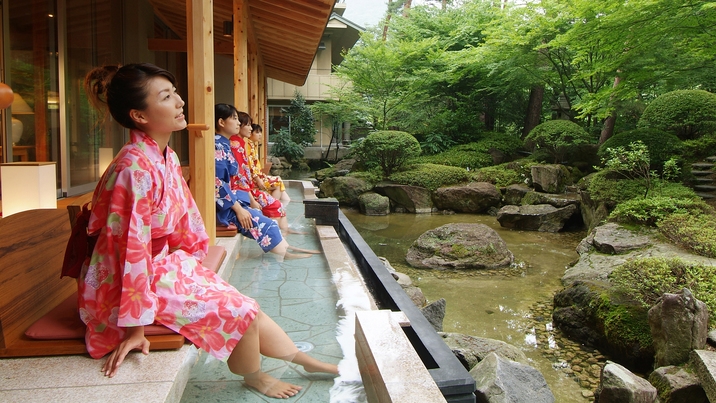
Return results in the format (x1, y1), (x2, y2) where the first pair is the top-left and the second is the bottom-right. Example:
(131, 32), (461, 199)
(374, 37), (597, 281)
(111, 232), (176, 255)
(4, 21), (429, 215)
(80, 63), (337, 399)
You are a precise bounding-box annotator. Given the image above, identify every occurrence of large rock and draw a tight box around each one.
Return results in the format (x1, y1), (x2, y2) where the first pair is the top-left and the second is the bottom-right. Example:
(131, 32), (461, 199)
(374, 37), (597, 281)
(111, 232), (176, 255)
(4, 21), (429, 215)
(374, 183), (433, 213)
(440, 333), (529, 371)
(421, 298), (446, 332)
(496, 204), (577, 232)
(318, 176), (373, 206)
(406, 223), (513, 270)
(596, 361), (657, 403)
(502, 184), (531, 205)
(531, 164), (571, 193)
(521, 191), (581, 208)
(590, 223), (652, 254)
(470, 352), (555, 403)
(648, 365), (708, 403)
(649, 288), (708, 367)
(433, 182), (502, 213)
(358, 192), (390, 216)
(690, 350), (716, 403)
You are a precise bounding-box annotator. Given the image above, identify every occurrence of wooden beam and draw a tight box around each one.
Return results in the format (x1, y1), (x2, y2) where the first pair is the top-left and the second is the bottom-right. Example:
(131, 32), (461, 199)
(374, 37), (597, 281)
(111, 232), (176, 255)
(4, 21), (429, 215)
(249, 47), (259, 123)
(186, 0), (216, 245)
(233, 0), (249, 113)
(148, 38), (233, 55)
(259, 67), (267, 165)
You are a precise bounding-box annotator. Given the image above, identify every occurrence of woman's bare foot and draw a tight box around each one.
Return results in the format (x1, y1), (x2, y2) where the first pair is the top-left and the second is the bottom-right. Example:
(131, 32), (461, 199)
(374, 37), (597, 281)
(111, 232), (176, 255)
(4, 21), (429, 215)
(283, 252), (312, 260)
(302, 361), (339, 375)
(243, 371), (302, 399)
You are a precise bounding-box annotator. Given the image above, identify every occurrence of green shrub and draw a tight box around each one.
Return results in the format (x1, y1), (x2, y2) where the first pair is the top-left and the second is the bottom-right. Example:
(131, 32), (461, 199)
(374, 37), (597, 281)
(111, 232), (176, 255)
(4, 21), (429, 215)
(389, 163), (470, 191)
(352, 130), (422, 176)
(346, 168), (384, 185)
(599, 129), (682, 171)
(472, 165), (524, 187)
(682, 133), (716, 161)
(638, 89), (716, 140)
(610, 196), (709, 226)
(414, 132), (523, 170)
(658, 212), (716, 258)
(609, 257), (716, 325)
(586, 172), (696, 207)
(525, 120), (594, 163)
(270, 128), (304, 163)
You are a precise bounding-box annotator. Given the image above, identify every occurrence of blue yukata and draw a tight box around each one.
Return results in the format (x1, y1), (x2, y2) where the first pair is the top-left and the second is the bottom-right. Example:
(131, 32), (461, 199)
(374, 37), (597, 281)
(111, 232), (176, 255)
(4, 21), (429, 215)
(215, 134), (282, 252)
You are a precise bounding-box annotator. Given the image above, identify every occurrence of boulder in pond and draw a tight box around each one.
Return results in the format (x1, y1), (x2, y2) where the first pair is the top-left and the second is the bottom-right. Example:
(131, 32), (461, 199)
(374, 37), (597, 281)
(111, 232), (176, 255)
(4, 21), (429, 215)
(470, 352), (555, 403)
(374, 183), (433, 213)
(318, 176), (373, 206)
(531, 164), (571, 193)
(440, 332), (529, 371)
(596, 360), (657, 403)
(433, 182), (501, 214)
(496, 204), (577, 232)
(649, 288), (708, 367)
(358, 192), (390, 216)
(406, 223), (513, 270)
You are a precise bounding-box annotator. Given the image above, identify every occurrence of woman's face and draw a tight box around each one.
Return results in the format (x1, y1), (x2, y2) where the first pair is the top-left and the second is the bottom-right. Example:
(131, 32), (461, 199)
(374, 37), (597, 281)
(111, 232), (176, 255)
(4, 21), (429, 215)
(250, 129), (262, 143)
(220, 112), (241, 136)
(136, 76), (186, 134)
(239, 121), (253, 138)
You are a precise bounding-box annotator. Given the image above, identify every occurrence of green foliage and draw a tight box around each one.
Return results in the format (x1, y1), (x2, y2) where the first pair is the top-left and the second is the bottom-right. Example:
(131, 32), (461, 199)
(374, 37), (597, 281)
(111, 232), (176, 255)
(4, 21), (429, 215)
(415, 132), (523, 170)
(610, 196), (709, 226)
(598, 129), (682, 171)
(346, 169), (384, 185)
(525, 120), (593, 163)
(681, 133), (716, 161)
(419, 131), (456, 155)
(269, 128), (304, 163)
(658, 213), (716, 258)
(598, 141), (653, 197)
(589, 294), (653, 350)
(352, 130), (422, 176)
(586, 172), (696, 207)
(610, 257), (716, 325)
(472, 165), (524, 187)
(638, 90), (716, 140)
(389, 163), (470, 191)
(283, 92), (317, 146)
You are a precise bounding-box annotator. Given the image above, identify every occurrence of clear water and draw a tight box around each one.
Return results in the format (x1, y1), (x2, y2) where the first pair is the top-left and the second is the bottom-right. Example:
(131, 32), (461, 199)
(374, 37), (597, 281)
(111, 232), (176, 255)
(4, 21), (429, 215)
(342, 208), (593, 402)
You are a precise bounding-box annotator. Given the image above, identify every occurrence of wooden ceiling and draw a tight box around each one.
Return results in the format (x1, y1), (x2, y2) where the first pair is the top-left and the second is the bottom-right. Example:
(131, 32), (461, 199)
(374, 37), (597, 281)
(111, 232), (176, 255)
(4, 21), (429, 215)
(148, 0), (336, 86)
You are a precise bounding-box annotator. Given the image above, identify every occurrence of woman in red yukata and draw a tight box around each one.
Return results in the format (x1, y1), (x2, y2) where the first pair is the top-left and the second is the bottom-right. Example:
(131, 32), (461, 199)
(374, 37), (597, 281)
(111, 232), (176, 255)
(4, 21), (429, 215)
(80, 63), (337, 399)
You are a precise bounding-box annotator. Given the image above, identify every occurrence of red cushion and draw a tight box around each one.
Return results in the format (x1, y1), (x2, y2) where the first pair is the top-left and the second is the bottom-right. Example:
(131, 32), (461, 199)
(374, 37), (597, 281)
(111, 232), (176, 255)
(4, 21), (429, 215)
(204, 245), (226, 273)
(25, 292), (177, 340)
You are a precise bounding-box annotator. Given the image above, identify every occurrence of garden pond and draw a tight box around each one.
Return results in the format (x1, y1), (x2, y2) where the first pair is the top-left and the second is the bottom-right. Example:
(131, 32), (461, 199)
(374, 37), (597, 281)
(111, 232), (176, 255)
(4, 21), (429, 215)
(341, 208), (606, 402)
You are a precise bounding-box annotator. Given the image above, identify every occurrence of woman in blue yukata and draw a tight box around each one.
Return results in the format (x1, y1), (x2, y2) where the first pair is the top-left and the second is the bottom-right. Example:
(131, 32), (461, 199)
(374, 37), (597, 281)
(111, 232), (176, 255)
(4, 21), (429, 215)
(214, 103), (318, 260)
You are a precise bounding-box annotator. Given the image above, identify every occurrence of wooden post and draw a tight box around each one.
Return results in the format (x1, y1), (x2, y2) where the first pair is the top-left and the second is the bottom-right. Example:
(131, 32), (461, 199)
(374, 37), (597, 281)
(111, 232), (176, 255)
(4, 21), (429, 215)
(258, 66), (268, 165)
(249, 46), (259, 122)
(233, 0), (249, 113)
(186, 0), (216, 244)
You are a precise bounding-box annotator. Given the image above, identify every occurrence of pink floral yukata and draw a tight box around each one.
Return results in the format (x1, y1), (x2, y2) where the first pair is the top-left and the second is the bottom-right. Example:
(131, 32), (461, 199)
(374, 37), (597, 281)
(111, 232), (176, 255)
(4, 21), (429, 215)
(79, 130), (258, 361)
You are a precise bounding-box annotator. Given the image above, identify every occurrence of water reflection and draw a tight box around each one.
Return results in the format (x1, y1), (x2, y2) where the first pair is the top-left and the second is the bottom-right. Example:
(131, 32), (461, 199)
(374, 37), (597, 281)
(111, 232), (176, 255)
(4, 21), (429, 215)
(341, 208), (594, 402)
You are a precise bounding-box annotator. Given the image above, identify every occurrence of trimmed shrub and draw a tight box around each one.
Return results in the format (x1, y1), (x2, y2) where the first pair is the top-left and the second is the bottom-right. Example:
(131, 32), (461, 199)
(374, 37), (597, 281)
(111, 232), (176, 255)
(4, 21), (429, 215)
(351, 130), (421, 177)
(472, 165), (524, 187)
(682, 132), (716, 161)
(586, 172), (696, 208)
(525, 120), (593, 163)
(598, 129), (682, 171)
(637, 89), (716, 140)
(610, 196), (709, 226)
(609, 257), (716, 325)
(414, 132), (523, 170)
(389, 163), (470, 191)
(658, 212), (716, 258)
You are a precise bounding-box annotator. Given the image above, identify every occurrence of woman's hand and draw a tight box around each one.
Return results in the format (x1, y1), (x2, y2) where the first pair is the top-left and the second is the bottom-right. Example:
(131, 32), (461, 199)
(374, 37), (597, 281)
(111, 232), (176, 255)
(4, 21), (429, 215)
(102, 326), (150, 378)
(232, 202), (253, 229)
(249, 194), (261, 210)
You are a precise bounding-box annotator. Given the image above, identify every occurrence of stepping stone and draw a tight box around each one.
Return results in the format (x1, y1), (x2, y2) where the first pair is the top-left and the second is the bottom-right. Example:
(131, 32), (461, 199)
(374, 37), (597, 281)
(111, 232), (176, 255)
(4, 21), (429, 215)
(694, 185), (716, 192)
(696, 193), (716, 199)
(696, 177), (714, 183)
(706, 156), (716, 162)
(692, 162), (715, 169)
(692, 170), (714, 176)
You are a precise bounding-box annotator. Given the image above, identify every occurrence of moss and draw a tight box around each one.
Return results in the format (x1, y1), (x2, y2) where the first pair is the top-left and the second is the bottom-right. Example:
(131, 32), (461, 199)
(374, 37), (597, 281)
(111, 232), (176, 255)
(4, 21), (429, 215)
(389, 163), (470, 191)
(589, 293), (653, 350)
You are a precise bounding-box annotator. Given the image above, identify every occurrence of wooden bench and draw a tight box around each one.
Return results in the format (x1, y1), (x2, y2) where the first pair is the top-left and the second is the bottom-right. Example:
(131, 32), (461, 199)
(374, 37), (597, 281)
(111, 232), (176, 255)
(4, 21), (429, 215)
(0, 207), (226, 358)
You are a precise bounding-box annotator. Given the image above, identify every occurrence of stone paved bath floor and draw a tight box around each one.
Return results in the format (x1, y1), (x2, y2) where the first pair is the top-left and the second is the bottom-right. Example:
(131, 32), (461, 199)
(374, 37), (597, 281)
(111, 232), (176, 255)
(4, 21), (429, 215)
(180, 187), (344, 402)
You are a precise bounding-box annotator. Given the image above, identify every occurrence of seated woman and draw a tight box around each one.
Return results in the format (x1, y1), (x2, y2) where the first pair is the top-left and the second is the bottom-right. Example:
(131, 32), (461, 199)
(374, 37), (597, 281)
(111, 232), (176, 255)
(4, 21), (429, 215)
(215, 106), (316, 257)
(80, 63), (336, 398)
(214, 103), (289, 233)
(247, 122), (290, 202)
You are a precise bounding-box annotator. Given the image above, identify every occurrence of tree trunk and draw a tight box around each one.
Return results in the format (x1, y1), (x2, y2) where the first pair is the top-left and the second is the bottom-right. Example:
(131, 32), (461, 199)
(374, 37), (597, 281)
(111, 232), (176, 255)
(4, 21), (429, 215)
(383, 0), (392, 41)
(598, 76), (621, 145)
(484, 94), (496, 131)
(522, 85), (544, 139)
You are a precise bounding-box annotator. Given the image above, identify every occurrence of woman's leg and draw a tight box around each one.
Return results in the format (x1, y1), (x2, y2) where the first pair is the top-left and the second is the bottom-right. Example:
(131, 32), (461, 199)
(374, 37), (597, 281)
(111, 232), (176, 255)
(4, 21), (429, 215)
(227, 311), (338, 398)
(269, 239), (312, 260)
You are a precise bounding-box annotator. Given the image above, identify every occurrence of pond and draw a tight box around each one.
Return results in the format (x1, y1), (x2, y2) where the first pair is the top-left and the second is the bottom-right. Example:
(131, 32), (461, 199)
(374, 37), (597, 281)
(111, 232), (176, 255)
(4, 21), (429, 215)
(342, 208), (600, 402)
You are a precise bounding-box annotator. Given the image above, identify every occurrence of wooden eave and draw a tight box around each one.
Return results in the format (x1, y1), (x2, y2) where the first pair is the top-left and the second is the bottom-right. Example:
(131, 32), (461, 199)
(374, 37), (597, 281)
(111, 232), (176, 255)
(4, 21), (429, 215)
(147, 0), (335, 86)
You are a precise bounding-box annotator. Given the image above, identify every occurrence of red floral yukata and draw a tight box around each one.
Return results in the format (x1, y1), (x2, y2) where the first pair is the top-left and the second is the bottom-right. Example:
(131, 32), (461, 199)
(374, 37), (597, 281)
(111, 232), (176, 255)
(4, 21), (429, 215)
(229, 134), (285, 218)
(78, 130), (258, 361)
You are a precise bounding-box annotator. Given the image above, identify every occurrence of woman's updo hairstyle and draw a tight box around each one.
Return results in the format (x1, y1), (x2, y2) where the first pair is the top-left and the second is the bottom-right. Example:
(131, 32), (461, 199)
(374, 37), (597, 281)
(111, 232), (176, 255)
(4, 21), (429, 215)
(215, 103), (238, 131)
(84, 63), (177, 130)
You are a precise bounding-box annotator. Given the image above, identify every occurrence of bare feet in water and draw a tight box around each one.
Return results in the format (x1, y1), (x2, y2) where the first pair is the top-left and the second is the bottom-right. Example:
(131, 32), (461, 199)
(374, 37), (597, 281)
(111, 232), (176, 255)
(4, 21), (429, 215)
(287, 245), (322, 254)
(243, 371), (302, 399)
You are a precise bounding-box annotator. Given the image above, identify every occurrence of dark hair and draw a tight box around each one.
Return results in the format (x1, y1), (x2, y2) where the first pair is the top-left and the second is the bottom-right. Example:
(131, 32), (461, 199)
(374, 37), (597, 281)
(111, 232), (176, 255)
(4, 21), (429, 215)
(237, 111), (252, 127)
(214, 103), (238, 131)
(84, 63), (177, 129)
(251, 123), (262, 133)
